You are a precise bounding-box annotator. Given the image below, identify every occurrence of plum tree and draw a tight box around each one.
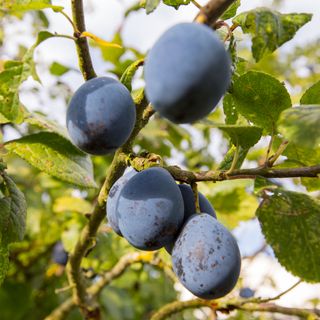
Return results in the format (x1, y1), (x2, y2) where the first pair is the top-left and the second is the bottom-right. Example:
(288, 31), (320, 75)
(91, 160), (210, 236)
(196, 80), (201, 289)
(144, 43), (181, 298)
(144, 23), (231, 123)
(66, 77), (136, 155)
(52, 242), (68, 266)
(165, 184), (216, 253)
(106, 169), (137, 236)
(172, 213), (241, 299)
(116, 167), (184, 250)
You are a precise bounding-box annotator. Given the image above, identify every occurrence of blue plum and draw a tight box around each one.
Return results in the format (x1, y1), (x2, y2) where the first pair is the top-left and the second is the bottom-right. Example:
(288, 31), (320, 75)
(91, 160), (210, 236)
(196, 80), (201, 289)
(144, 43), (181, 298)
(117, 167), (184, 250)
(106, 169), (137, 236)
(66, 77), (136, 155)
(52, 242), (68, 266)
(239, 287), (255, 298)
(144, 23), (231, 124)
(179, 184), (216, 220)
(172, 213), (241, 299)
(165, 184), (216, 254)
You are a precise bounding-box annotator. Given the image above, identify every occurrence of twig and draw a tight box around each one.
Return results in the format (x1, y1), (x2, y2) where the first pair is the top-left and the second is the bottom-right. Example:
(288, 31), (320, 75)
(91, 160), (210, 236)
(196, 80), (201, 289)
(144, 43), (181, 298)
(150, 298), (320, 320)
(71, 0), (96, 80)
(45, 252), (167, 320)
(195, 0), (236, 26)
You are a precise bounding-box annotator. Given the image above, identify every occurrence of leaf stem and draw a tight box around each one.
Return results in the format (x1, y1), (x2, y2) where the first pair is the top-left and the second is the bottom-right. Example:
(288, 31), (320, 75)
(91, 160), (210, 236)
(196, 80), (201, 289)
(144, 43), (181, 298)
(191, 182), (201, 213)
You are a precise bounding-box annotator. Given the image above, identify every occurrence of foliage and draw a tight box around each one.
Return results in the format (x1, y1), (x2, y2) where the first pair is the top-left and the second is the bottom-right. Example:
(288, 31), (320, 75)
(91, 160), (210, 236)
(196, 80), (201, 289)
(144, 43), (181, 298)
(0, 0), (319, 319)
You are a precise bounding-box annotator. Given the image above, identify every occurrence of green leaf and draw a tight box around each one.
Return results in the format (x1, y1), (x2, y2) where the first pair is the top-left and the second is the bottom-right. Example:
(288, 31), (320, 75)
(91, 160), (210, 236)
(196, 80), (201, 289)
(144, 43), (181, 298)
(3, 0), (63, 12)
(223, 93), (238, 124)
(231, 71), (291, 133)
(205, 180), (258, 228)
(300, 81), (320, 104)
(218, 125), (262, 148)
(98, 33), (125, 65)
(5, 132), (97, 188)
(120, 59), (144, 91)
(24, 112), (68, 138)
(256, 189), (320, 282)
(0, 31), (54, 123)
(278, 106), (320, 149)
(0, 247), (9, 286)
(221, 0), (240, 20)
(0, 173), (27, 244)
(144, 0), (160, 13)
(49, 61), (70, 76)
(233, 8), (312, 61)
(218, 145), (248, 171)
(163, 0), (191, 10)
(0, 173), (27, 286)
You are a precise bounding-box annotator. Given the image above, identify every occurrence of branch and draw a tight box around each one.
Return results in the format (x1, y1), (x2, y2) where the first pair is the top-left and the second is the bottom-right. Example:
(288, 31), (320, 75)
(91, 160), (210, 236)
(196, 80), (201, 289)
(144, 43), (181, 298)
(71, 0), (96, 80)
(45, 252), (165, 320)
(195, 0), (236, 25)
(65, 98), (153, 319)
(150, 299), (320, 320)
(126, 155), (320, 183)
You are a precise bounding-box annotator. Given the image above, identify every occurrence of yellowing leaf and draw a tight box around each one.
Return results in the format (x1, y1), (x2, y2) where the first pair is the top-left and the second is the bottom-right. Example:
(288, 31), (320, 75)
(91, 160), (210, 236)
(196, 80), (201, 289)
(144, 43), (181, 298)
(80, 32), (122, 49)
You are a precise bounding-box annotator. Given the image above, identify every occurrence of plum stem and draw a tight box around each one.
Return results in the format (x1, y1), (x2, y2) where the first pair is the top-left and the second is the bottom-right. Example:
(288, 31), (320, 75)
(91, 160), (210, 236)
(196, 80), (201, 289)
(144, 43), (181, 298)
(191, 182), (201, 213)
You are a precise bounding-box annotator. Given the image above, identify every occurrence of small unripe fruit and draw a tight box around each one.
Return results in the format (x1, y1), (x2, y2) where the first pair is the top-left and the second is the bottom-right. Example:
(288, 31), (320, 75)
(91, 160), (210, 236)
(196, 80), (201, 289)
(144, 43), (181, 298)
(67, 77), (136, 155)
(145, 23), (231, 124)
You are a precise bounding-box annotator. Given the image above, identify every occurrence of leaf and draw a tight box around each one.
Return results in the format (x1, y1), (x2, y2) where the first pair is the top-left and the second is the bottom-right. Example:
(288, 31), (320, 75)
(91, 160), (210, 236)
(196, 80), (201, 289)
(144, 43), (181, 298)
(24, 112), (68, 138)
(97, 33), (125, 65)
(205, 180), (258, 228)
(233, 8), (312, 61)
(0, 173), (27, 244)
(0, 31), (54, 123)
(231, 71), (291, 133)
(278, 106), (320, 149)
(218, 125), (262, 148)
(120, 59), (144, 91)
(163, 0), (191, 10)
(81, 32), (122, 49)
(5, 132), (97, 188)
(3, 0), (63, 11)
(221, 0), (240, 20)
(256, 189), (320, 282)
(49, 61), (70, 76)
(300, 81), (320, 104)
(144, 0), (160, 14)
(53, 196), (92, 214)
(0, 173), (27, 286)
(223, 93), (238, 124)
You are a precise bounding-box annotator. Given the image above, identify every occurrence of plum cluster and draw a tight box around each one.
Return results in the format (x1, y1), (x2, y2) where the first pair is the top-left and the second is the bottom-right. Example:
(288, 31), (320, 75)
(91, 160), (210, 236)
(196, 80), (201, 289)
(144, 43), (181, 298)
(107, 167), (241, 299)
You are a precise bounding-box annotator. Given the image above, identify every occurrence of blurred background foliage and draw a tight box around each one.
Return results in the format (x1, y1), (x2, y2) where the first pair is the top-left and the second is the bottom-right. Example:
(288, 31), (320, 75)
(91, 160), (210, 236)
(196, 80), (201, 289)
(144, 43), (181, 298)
(0, 0), (319, 319)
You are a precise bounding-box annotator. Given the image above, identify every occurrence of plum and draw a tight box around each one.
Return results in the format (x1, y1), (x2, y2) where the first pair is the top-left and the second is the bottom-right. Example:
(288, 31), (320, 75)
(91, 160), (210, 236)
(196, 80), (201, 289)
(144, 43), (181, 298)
(67, 77), (136, 155)
(165, 184), (216, 254)
(116, 167), (184, 250)
(172, 213), (241, 299)
(106, 169), (137, 236)
(52, 242), (68, 266)
(145, 23), (231, 123)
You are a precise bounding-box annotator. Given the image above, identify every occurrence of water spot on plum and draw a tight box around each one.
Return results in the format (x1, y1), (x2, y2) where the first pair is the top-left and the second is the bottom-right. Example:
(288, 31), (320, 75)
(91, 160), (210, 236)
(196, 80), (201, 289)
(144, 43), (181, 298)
(216, 237), (222, 244)
(217, 245), (221, 250)
(200, 284), (204, 287)
(209, 248), (214, 254)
